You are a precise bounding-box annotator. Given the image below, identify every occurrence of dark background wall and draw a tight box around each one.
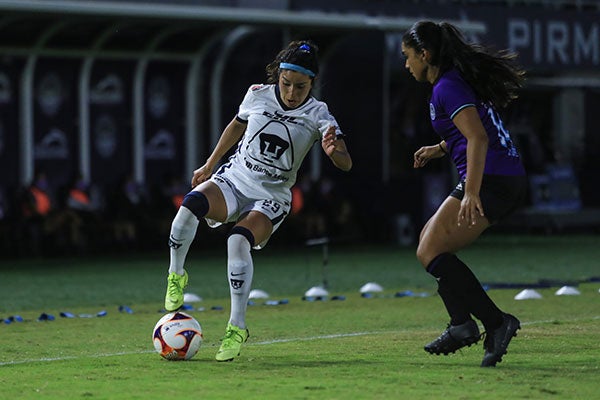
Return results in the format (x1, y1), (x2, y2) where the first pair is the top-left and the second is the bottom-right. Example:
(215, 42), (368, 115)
(1, 0), (599, 258)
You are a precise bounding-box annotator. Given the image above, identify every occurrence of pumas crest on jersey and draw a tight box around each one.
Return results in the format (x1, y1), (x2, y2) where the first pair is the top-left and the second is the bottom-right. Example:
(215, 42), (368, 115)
(246, 120), (294, 172)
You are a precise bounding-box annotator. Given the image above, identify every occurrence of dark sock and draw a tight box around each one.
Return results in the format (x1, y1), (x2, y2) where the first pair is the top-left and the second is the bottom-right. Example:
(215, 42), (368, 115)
(437, 281), (471, 326)
(427, 253), (503, 332)
(428, 254), (471, 326)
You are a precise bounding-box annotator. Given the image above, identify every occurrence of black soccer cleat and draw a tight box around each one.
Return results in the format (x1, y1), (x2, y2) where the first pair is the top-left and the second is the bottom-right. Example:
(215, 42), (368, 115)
(481, 313), (521, 367)
(424, 319), (481, 355)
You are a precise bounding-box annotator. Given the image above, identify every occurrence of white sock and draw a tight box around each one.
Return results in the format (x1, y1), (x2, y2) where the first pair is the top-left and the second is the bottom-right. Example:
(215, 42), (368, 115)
(227, 233), (254, 329)
(168, 207), (199, 275)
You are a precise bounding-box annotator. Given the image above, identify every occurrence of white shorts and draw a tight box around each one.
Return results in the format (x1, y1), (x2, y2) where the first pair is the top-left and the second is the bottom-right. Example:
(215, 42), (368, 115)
(206, 173), (290, 249)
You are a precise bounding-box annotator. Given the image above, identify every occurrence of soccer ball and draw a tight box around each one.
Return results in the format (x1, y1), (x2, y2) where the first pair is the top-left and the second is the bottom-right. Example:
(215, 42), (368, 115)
(152, 312), (203, 360)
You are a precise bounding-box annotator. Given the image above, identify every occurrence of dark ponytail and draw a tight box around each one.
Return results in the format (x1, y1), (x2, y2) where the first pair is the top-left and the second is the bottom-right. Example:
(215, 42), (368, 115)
(403, 21), (526, 108)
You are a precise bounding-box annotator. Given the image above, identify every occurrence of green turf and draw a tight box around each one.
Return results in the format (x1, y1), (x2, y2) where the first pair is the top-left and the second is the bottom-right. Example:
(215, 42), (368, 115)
(1, 234), (599, 399)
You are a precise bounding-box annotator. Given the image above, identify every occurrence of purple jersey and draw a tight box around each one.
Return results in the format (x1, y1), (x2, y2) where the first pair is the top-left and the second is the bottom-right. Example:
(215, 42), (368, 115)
(429, 69), (525, 180)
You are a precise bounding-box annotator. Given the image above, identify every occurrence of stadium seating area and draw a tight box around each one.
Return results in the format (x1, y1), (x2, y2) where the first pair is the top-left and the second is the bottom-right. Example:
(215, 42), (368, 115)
(1, 0), (599, 258)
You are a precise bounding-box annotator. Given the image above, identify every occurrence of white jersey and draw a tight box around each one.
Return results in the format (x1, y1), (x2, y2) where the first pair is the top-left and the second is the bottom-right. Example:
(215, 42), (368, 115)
(216, 83), (343, 205)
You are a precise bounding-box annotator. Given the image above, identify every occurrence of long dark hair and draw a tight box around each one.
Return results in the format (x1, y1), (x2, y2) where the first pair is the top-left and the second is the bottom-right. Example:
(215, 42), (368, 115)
(265, 40), (320, 84)
(403, 21), (526, 108)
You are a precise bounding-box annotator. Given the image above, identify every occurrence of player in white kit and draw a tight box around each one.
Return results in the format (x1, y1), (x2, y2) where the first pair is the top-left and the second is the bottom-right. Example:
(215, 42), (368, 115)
(163, 40), (352, 361)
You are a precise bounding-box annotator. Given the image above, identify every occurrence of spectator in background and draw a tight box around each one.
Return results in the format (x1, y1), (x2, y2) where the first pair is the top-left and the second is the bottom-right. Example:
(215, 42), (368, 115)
(147, 172), (190, 246)
(163, 174), (187, 211)
(0, 186), (13, 255)
(291, 173), (327, 239)
(66, 174), (93, 212)
(16, 170), (53, 256)
(17, 170), (82, 256)
(21, 171), (52, 217)
(63, 173), (104, 253)
(106, 173), (148, 251)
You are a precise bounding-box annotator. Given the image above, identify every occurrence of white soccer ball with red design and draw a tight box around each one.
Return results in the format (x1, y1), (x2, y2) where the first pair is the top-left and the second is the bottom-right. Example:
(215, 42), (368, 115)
(152, 312), (203, 360)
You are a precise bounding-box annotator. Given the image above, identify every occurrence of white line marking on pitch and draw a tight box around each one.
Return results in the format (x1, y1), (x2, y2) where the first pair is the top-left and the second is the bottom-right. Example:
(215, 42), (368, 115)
(251, 331), (381, 346)
(1, 316), (598, 366)
(0, 351), (156, 366)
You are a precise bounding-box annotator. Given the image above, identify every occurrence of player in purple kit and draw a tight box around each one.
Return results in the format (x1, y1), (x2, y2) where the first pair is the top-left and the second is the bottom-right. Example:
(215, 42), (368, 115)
(401, 20), (527, 367)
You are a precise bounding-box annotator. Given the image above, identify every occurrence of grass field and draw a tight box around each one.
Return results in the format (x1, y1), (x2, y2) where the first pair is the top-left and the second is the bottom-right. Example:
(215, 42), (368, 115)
(1, 234), (599, 399)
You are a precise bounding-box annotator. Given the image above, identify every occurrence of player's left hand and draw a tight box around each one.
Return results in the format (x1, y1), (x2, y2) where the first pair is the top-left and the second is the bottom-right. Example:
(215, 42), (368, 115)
(321, 125), (340, 157)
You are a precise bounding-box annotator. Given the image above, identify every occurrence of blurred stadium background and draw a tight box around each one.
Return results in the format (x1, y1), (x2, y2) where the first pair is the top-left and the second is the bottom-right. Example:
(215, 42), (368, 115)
(0, 0), (599, 259)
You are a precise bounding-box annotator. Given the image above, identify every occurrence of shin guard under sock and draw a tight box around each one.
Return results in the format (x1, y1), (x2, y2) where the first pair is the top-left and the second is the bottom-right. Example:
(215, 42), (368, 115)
(428, 253), (503, 331)
(428, 254), (471, 325)
(168, 207), (199, 275)
(227, 232), (254, 329)
(437, 280), (471, 326)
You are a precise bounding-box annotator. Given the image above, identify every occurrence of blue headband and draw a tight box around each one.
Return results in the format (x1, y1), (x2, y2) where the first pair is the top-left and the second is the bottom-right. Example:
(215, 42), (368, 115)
(279, 62), (316, 78)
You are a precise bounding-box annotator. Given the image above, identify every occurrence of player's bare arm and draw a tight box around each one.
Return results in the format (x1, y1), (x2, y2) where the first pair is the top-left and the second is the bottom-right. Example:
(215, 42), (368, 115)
(413, 140), (446, 168)
(191, 118), (247, 188)
(452, 106), (488, 226)
(321, 126), (352, 171)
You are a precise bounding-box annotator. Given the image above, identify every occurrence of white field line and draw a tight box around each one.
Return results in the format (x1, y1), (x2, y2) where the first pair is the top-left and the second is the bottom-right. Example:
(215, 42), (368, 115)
(0, 351), (156, 366)
(251, 331), (382, 346)
(1, 315), (598, 367)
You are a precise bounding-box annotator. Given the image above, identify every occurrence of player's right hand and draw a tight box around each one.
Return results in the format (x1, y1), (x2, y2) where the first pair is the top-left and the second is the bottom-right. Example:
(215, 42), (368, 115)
(413, 145), (444, 168)
(191, 164), (212, 188)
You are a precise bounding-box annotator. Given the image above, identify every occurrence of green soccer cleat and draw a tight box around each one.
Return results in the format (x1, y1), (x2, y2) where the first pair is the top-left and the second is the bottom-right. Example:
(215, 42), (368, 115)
(164, 270), (188, 311)
(215, 323), (250, 362)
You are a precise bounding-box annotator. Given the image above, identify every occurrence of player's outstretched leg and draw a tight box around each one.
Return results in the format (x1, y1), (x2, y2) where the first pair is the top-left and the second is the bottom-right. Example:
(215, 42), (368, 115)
(164, 192), (206, 311)
(425, 319), (481, 355)
(215, 227), (254, 362)
(481, 313), (520, 367)
(164, 270), (188, 311)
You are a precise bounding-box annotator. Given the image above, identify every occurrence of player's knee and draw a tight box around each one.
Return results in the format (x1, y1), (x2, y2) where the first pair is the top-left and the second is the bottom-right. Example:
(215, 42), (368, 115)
(227, 226), (255, 249)
(181, 191), (209, 219)
(416, 243), (435, 269)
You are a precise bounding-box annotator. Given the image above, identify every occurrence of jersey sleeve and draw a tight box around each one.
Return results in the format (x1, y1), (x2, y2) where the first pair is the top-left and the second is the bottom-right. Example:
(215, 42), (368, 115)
(314, 103), (344, 138)
(437, 78), (477, 120)
(236, 84), (263, 122)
